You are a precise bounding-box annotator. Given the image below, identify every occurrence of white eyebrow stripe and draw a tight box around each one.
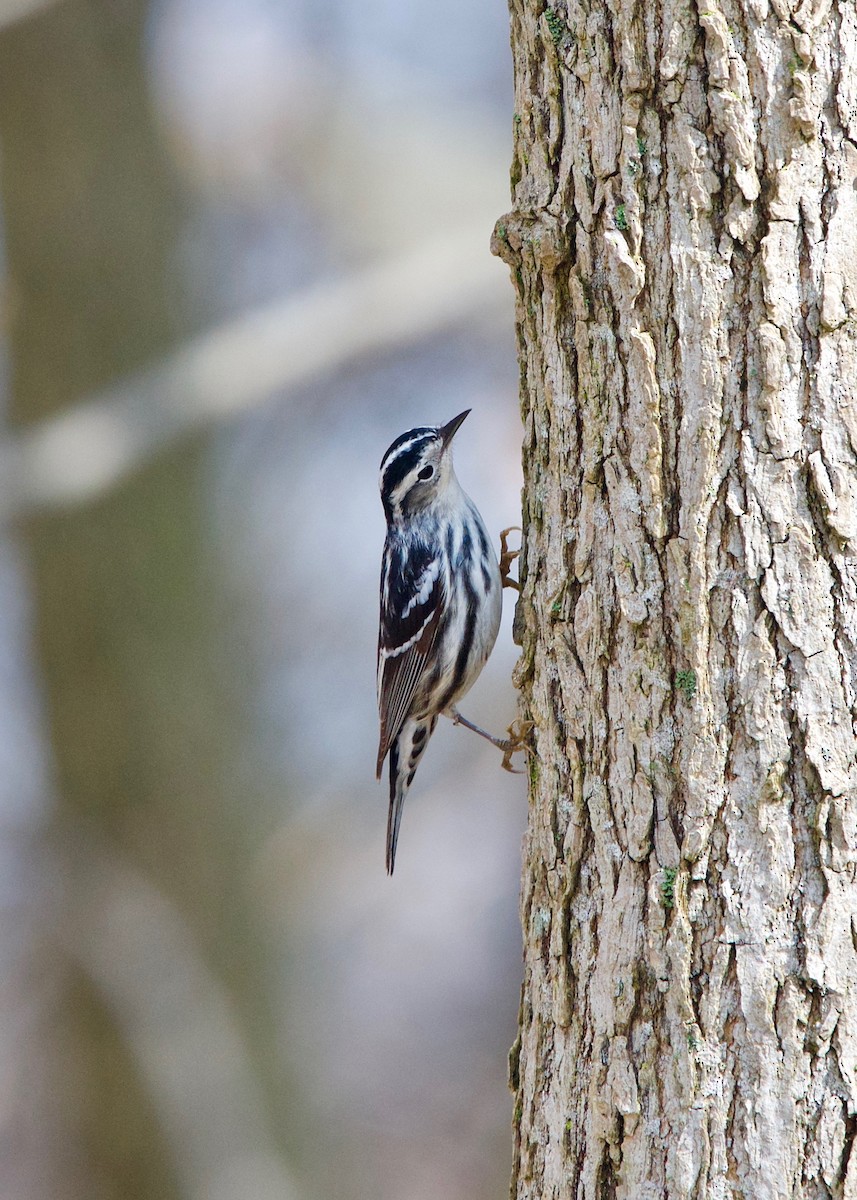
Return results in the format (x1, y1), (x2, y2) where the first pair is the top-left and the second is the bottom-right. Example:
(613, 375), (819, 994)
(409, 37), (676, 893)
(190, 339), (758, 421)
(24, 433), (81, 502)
(379, 432), (435, 476)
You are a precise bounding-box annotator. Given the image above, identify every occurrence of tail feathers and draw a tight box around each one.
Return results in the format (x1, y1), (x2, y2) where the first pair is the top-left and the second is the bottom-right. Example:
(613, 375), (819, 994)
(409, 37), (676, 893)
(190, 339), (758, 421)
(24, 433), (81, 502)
(385, 716), (437, 874)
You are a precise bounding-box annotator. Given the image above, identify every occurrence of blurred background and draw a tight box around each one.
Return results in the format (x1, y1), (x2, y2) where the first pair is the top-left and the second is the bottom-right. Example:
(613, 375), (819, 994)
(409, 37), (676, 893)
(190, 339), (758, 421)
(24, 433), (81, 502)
(0, 2), (526, 1199)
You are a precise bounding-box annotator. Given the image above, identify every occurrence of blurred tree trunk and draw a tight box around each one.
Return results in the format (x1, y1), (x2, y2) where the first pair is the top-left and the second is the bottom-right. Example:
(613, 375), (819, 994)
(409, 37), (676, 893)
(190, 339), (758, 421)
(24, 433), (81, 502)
(0, 5), (240, 1199)
(495, 0), (857, 1195)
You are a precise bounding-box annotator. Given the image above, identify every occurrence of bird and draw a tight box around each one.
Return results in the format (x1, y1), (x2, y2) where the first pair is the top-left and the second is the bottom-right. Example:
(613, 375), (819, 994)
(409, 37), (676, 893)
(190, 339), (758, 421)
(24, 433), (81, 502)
(376, 409), (527, 874)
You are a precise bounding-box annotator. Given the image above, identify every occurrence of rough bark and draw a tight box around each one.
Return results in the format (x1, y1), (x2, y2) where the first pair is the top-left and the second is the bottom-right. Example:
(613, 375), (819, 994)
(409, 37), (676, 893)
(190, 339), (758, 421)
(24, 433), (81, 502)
(494, 0), (857, 1195)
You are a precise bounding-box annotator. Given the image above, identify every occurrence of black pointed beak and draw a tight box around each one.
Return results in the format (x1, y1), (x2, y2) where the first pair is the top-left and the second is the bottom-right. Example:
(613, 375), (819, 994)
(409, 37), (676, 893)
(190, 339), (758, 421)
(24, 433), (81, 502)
(439, 409), (470, 447)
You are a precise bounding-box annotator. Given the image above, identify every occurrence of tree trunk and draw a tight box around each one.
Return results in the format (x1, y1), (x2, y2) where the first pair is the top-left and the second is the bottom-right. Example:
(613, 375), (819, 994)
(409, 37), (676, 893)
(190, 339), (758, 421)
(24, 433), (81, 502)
(494, 0), (857, 1195)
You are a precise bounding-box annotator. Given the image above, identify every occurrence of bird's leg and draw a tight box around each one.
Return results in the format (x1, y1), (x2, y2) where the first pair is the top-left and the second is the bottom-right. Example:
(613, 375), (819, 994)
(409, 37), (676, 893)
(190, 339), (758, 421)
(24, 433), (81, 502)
(446, 707), (534, 773)
(499, 526), (522, 591)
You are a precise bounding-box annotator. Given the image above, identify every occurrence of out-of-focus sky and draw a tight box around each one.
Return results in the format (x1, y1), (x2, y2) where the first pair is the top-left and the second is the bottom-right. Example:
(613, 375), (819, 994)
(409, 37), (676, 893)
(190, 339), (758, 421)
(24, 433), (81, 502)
(0, 1), (525, 1198)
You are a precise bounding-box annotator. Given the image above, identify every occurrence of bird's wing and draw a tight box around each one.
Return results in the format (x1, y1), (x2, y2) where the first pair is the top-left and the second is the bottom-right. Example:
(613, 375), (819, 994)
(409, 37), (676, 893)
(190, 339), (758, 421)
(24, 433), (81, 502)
(376, 539), (444, 778)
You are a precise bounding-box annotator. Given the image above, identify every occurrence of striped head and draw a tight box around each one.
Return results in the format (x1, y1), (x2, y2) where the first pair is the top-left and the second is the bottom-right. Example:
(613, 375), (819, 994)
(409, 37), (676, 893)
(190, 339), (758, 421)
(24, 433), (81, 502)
(379, 410), (470, 524)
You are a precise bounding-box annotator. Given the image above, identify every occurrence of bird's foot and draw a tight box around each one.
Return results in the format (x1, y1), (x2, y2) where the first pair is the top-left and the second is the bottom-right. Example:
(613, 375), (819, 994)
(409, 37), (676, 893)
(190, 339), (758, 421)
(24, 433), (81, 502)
(499, 526), (522, 591)
(447, 708), (533, 773)
(499, 719), (534, 773)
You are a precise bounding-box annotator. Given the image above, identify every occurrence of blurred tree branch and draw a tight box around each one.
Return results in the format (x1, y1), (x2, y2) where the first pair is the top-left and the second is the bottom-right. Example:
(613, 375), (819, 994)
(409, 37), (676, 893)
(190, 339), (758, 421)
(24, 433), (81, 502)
(0, 0), (59, 29)
(0, 230), (508, 520)
(0, 3), (304, 1197)
(67, 843), (303, 1200)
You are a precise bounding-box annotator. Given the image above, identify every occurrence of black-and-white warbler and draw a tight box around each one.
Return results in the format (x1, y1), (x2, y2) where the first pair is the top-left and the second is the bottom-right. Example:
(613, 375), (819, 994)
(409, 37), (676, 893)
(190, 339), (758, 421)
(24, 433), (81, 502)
(376, 410), (526, 874)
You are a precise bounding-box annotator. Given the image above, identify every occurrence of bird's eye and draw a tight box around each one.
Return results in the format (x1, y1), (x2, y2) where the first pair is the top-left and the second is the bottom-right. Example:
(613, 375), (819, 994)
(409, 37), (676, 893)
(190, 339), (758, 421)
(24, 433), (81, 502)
(417, 465), (434, 481)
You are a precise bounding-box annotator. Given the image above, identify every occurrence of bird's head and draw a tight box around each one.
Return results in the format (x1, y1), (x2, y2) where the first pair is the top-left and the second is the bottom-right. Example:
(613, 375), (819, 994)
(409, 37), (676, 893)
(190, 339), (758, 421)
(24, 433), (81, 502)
(379, 409), (469, 523)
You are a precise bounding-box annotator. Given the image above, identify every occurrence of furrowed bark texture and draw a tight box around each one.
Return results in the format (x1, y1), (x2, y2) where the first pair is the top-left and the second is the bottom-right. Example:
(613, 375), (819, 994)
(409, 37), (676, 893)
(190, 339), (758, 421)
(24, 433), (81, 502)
(494, 0), (857, 1195)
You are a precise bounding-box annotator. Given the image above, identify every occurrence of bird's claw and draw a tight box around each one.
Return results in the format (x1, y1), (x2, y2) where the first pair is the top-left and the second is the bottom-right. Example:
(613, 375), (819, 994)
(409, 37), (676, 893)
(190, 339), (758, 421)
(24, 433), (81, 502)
(499, 526), (522, 591)
(500, 718), (534, 773)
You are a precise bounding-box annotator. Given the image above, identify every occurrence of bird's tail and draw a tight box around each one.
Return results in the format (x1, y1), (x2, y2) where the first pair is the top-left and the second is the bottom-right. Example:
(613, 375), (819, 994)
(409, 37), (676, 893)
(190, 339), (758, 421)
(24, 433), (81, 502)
(386, 716), (437, 874)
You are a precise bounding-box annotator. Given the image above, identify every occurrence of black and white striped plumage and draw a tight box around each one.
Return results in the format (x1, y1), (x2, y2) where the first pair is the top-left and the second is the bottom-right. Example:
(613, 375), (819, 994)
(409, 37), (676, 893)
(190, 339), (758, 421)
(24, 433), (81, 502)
(376, 410), (502, 873)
